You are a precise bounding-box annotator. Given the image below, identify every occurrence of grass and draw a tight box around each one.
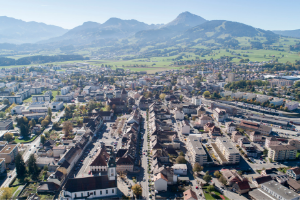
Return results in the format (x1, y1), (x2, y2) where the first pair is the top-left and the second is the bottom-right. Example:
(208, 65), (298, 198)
(14, 135), (37, 143)
(9, 186), (19, 199)
(202, 186), (230, 200)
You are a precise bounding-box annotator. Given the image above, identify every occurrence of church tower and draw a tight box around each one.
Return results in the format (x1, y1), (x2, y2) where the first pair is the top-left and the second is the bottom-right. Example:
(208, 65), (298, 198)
(107, 155), (116, 181)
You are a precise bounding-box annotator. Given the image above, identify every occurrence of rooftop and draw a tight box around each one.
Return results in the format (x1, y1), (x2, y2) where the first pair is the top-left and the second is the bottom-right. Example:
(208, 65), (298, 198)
(188, 135), (207, 156)
(0, 144), (17, 154)
(262, 180), (299, 200)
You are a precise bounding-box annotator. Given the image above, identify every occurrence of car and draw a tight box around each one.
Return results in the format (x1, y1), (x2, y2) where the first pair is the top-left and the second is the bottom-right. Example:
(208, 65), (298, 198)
(29, 149), (31, 151)
(143, 178), (146, 181)
(143, 153), (145, 155)
(196, 186), (198, 189)
(88, 171), (92, 175)
(8, 174), (12, 178)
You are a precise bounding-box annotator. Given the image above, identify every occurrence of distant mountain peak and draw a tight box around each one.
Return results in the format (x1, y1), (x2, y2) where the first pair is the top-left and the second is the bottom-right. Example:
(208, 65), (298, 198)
(163, 11), (207, 28)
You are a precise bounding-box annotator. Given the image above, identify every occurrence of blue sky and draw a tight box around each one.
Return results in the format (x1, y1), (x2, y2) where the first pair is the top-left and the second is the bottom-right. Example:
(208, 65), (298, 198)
(0, 0), (299, 30)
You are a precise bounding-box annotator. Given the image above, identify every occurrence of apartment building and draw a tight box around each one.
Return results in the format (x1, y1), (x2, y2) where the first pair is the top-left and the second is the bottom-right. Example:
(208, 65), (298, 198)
(261, 180), (300, 200)
(213, 108), (227, 122)
(215, 137), (240, 164)
(187, 136), (207, 166)
(269, 79), (293, 87)
(0, 120), (13, 130)
(0, 158), (5, 173)
(0, 144), (18, 164)
(180, 120), (190, 135)
(268, 145), (297, 161)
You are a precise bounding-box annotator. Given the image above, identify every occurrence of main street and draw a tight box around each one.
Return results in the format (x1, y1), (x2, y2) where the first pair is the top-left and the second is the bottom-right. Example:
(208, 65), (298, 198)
(140, 111), (149, 199)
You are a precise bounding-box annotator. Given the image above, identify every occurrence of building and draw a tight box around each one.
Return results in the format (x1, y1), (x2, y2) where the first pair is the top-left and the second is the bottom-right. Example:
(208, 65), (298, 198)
(270, 98), (284, 106)
(227, 73), (235, 82)
(173, 107), (184, 120)
(61, 86), (71, 95)
(83, 86), (92, 94)
(172, 164), (187, 175)
(154, 173), (168, 191)
(197, 115), (213, 127)
(265, 137), (280, 148)
(231, 131), (243, 142)
(0, 120), (13, 130)
(215, 137), (240, 164)
(0, 144), (18, 164)
(268, 145), (297, 161)
(61, 156), (117, 200)
(287, 167), (300, 180)
(0, 158), (5, 173)
(32, 94), (51, 102)
(225, 122), (236, 134)
(180, 120), (190, 135)
(188, 136), (208, 165)
(191, 96), (201, 105)
(50, 102), (64, 111)
(56, 94), (73, 102)
(183, 189), (197, 200)
(11, 105), (25, 115)
(249, 131), (262, 142)
(261, 180), (300, 200)
(239, 120), (272, 136)
(285, 101), (299, 111)
(269, 79), (294, 87)
(0, 96), (23, 104)
(213, 108), (227, 122)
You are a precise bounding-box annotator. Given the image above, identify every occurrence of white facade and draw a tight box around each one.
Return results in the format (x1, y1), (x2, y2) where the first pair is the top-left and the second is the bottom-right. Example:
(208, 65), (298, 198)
(172, 164), (187, 175)
(11, 106), (25, 115)
(180, 121), (190, 135)
(62, 187), (117, 200)
(191, 97), (201, 105)
(61, 86), (71, 95)
(285, 101), (299, 111)
(174, 109), (184, 120)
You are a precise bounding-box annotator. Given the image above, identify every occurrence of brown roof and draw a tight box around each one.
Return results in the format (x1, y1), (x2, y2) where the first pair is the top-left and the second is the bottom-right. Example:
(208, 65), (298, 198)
(235, 180), (250, 190)
(290, 167), (300, 175)
(269, 145), (297, 151)
(154, 173), (168, 182)
(0, 144), (17, 154)
(287, 178), (300, 190)
(183, 189), (197, 200)
(89, 147), (109, 166)
(240, 120), (259, 129)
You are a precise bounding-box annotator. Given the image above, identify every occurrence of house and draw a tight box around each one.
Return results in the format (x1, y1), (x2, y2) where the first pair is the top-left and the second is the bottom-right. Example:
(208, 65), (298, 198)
(209, 126), (222, 139)
(287, 178), (300, 193)
(289, 139), (300, 150)
(239, 120), (272, 136)
(173, 107), (184, 120)
(89, 147), (109, 172)
(287, 167), (300, 180)
(83, 86), (91, 94)
(213, 108), (227, 122)
(225, 122), (236, 134)
(249, 131), (262, 142)
(232, 180), (250, 194)
(154, 173), (168, 191)
(221, 169), (242, 186)
(180, 120), (190, 135)
(261, 180), (300, 200)
(61, 156), (117, 200)
(172, 164), (187, 175)
(231, 131), (243, 142)
(285, 101), (299, 111)
(252, 175), (272, 187)
(268, 145), (297, 161)
(0, 144), (18, 164)
(191, 96), (201, 105)
(183, 189), (197, 200)
(0, 120), (13, 130)
(197, 115), (213, 127)
(197, 105), (206, 116)
(265, 137), (280, 148)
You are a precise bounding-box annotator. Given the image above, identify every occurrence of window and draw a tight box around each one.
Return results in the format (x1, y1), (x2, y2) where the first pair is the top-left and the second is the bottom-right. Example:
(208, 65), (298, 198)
(81, 193), (83, 197)
(112, 189), (114, 193)
(94, 191), (96, 195)
(106, 190), (108, 194)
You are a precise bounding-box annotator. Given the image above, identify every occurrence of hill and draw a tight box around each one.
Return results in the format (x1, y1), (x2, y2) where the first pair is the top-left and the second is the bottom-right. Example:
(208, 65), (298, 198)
(0, 16), (68, 44)
(273, 29), (300, 38)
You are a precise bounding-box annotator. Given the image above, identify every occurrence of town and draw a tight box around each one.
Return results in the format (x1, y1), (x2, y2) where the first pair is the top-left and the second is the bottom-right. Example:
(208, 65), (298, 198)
(1, 61), (300, 200)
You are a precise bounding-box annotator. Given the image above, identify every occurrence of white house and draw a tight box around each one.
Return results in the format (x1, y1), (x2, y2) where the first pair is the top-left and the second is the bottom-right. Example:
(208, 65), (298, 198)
(225, 122), (236, 133)
(61, 86), (71, 95)
(256, 95), (269, 103)
(270, 98), (284, 106)
(180, 120), (190, 135)
(83, 86), (92, 94)
(154, 173), (168, 191)
(172, 164), (187, 175)
(11, 105), (25, 115)
(173, 107), (184, 120)
(285, 101), (299, 111)
(191, 97), (201, 105)
(50, 102), (64, 111)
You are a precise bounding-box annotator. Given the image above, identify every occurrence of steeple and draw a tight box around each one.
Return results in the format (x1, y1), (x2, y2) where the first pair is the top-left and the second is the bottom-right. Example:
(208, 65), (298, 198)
(107, 153), (116, 181)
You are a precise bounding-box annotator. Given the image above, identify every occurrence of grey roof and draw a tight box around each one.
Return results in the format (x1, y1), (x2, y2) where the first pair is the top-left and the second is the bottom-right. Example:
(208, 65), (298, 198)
(188, 135), (207, 156)
(261, 180), (299, 200)
(217, 137), (239, 154)
(249, 189), (273, 200)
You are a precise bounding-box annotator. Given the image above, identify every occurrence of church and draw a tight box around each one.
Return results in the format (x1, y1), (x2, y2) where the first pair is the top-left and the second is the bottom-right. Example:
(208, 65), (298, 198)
(60, 155), (118, 200)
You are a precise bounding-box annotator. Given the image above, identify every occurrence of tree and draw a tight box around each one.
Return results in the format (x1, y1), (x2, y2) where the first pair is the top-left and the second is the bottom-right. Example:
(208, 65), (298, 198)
(203, 171), (212, 183)
(176, 156), (187, 164)
(40, 135), (46, 145)
(203, 91), (211, 98)
(53, 122), (60, 130)
(3, 132), (13, 142)
(47, 107), (52, 121)
(219, 176), (227, 185)
(38, 117), (44, 123)
(20, 124), (29, 137)
(104, 105), (111, 111)
(179, 95), (183, 101)
(0, 187), (13, 199)
(28, 154), (39, 178)
(179, 151), (184, 156)
(263, 149), (268, 156)
(41, 119), (49, 128)
(132, 184), (142, 197)
(62, 121), (73, 137)
(0, 111), (5, 119)
(193, 163), (203, 173)
(207, 185), (215, 194)
(3, 99), (9, 105)
(15, 153), (26, 178)
(214, 170), (221, 178)
(29, 119), (36, 127)
(159, 93), (166, 100)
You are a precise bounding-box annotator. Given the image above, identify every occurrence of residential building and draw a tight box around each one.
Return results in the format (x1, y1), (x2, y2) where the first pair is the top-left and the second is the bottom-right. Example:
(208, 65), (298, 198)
(173, 107), (184, 120)
(269, 79), (293, 87)
(154, 173), (168, 191)
(270, 98), (284, 106)
(183, 189), (197, 200)
(239, 120), (272, 135)
(227, 73), (235, 82)
(50, 102), (64, 111)
(0, 144), (18, 164)
(0, 96), (23, 104)
(213, 108), (227, 122)
(261, 180), (300, 200)
(83, 86), (91, 94)
(287, 167), (300, 180)
(285, 101), (299, 111)
(0, 158), (5, 173)
(225, 122), (236, 133)
(187, 136), (207, 166)
(61, 86), (71, 95)
(231, 131), (243, 142)
(11, 105), (25, 114)
(249, 131), (262, 142)
(191, 96), (201, 105)
(265, 137), (280, 148)
(197, 115), (213, 127)
(0, 120), (13, 130)
(172, 164), (187, 175)
(268, 145), (297, 161)
(180, 120), (190, 135)
(215, 137), (240, 164)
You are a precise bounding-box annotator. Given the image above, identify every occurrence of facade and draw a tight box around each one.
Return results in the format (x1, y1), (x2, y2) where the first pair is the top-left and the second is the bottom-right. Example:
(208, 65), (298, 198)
(0, 120), (13, 130)
(173, 107), (184, 120)
(11, 105), (25, 115)
(265, 137), (280, 148)
(270, 98), (284, 106)
(249, 131), (262, 142)
(0, 96), (23, 104)
(32, 95), (51, 102)
(225, 122), (236, 133)
(0, 158), (5, 173)
(180, 120), (190, 135)
(269, 79), (293, 87)
(231, 131), (243, 142)
(154, 173), (168, 191)
(215, 137), (240, 164)
(191, 96), (201, 105)
(239, 120), (272, 136)
(187, 136), (207, 166)
(172, 164), (187, 175)
(0, 144), (18, 164)
(197, 115), (213, 127)
(50, 102), (64, 111)
(268, 145), (297, 161)
(285, 101), (299, 111)
(287, 167), (300, 180)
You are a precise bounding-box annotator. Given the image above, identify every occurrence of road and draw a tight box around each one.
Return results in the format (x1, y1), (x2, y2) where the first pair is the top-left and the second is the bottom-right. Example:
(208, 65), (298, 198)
(141, 111), (149, 199)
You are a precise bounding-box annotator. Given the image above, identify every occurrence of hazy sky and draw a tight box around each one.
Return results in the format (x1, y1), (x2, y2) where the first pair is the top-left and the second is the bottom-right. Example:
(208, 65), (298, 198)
(1, 0), (299, 30)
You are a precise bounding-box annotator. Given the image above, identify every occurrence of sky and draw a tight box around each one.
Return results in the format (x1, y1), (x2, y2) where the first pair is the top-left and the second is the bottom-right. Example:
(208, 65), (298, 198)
(0, 0), (299, 30)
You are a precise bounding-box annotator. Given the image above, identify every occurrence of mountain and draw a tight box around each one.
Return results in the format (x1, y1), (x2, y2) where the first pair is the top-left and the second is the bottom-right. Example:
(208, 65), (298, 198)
(0, 16), (68, 44)
(179, 20), (278, 44)
(273, 29), (300, 38)
(40, 18), (160, 45)
(135, 11), (207, 41)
